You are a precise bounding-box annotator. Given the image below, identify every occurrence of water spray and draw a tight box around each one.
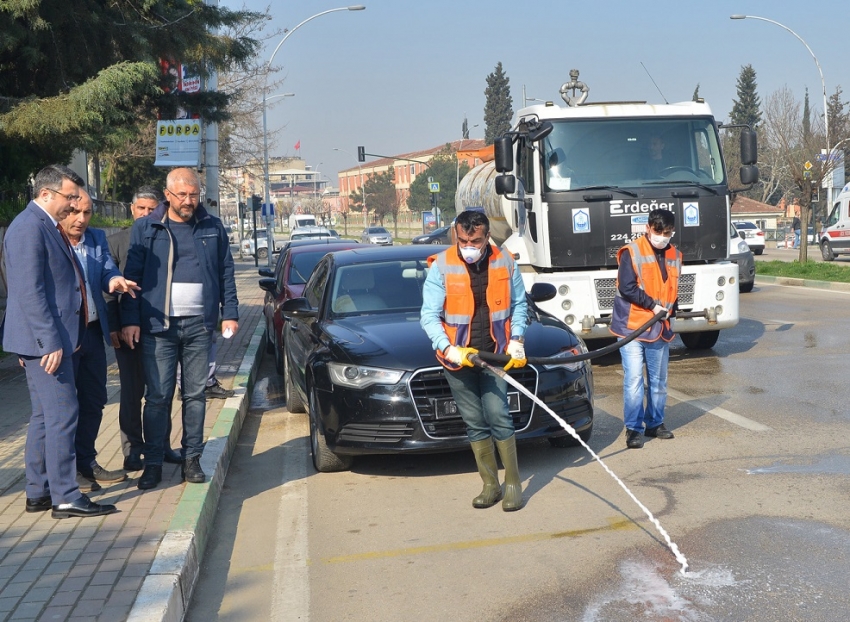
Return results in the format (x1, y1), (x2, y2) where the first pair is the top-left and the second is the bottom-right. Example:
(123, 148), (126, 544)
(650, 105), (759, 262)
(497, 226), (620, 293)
(470, 310), (690, 574)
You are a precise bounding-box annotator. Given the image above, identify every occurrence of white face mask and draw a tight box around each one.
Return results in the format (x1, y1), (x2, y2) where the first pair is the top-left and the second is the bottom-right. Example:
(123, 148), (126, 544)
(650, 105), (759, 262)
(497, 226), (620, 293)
(459, 245), (483, 264)
(649, 234), (672, 249)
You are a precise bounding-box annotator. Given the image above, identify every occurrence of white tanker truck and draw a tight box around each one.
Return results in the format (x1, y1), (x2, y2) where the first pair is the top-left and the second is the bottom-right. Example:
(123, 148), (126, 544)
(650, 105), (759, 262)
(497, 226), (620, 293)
(456, 70), (759, 349)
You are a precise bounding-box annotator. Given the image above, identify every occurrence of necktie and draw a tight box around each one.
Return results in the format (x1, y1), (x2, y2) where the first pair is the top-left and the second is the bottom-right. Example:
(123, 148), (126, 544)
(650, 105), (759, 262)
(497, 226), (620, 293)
(57, 224), (89, 323)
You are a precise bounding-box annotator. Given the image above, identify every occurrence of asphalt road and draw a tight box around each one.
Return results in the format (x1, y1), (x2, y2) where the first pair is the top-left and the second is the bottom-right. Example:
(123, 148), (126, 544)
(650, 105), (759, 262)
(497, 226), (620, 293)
(188, 281), (850, 621)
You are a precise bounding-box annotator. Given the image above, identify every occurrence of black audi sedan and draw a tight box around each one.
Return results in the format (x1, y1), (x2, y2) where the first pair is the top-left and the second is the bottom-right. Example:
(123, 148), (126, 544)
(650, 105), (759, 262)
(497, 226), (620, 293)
(281, 245), (594, 472)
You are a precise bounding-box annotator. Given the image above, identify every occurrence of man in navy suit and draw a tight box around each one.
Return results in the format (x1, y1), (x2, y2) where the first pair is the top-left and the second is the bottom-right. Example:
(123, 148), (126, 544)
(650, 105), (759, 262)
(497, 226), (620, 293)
(60, 189), (134, 488)
(1, 165), (134, 518)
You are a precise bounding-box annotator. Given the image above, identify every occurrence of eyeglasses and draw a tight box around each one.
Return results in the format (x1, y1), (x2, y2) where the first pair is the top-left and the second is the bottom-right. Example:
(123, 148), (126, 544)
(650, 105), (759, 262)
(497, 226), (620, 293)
(166, 189), (201, 201)
(51, 189), (81, 202)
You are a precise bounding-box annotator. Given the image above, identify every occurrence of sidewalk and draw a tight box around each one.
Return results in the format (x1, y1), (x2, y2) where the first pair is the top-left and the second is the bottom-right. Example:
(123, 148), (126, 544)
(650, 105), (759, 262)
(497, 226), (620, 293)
(0, 259), (267, 622)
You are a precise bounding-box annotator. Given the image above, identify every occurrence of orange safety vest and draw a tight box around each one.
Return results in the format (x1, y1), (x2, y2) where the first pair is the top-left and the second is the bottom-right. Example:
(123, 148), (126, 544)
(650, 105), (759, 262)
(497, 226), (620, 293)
(427, 245), (514, 370)
(610, 235), (682, 342)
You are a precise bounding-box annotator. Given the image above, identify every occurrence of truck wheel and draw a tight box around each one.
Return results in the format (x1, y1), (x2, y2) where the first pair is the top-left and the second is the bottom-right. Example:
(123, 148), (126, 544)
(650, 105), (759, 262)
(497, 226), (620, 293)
(821, 241), (835, 261)
(549, 424), (592, 448)
(257, 247), (268, 260)
(680, 330), (720, 350)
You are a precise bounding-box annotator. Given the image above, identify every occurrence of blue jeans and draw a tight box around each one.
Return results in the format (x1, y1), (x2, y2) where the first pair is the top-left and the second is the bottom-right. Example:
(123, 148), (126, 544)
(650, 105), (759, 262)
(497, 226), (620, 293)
(444, 366), (515, 442)
(141, 315), (211, 464)
(794, 229), (801, 249)
(620, 337), (670, 432)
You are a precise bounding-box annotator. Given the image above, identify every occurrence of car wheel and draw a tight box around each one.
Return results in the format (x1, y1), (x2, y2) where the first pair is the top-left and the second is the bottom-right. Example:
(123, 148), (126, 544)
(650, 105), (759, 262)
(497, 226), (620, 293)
(257, 247), (269, 260)
(284, 352), (305, 413)
(548, 424), (592, 448)
(680, 330), (720, 350)
(753, 248), (763, 255)
(430, 239), (442, 244)
(821, 240), (835, 261)
(309, 389), (352, 472)
(739, 281), (754, 293)
(265, 320), (275, 354)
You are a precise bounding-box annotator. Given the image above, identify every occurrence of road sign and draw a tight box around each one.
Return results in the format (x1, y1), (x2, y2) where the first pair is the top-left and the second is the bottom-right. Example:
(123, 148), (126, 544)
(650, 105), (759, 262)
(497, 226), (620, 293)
(429, 182), (440, 193)
(261, 202), (274, 217)
(804, 161), (813, 170)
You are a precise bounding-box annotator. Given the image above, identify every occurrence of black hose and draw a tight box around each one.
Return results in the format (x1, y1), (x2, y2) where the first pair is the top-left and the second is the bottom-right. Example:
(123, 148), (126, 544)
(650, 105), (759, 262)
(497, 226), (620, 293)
(474, 310), (667, 366)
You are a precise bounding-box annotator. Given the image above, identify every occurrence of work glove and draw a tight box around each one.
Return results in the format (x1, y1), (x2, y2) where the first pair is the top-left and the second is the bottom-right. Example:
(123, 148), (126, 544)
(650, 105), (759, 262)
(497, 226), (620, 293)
(652, 304), (668, 318)
(444, 345), (477, 367)
(504, 339), (527, 371)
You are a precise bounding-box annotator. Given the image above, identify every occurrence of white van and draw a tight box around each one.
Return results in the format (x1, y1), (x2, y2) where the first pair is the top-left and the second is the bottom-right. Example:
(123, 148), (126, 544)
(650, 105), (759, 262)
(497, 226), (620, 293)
(819, 183), (850, 261)
(288, 213), (317, 229)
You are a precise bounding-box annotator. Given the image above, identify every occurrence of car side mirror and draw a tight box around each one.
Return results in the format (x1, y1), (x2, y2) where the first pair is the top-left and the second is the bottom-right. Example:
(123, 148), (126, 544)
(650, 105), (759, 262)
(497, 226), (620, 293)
(258, 268), (274, 278)
(258, 277), (275, 292)
(281, 297), (317, 318)
(528, 282), (557, 303)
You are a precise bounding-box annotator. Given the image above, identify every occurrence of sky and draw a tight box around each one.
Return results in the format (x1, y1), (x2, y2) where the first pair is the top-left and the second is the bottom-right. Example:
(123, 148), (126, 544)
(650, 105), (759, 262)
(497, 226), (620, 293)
(220, 0), (848, 185)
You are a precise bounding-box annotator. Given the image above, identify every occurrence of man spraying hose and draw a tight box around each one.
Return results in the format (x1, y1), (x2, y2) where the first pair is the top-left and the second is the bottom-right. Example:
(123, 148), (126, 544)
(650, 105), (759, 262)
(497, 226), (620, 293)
(420, 210), (529, 511)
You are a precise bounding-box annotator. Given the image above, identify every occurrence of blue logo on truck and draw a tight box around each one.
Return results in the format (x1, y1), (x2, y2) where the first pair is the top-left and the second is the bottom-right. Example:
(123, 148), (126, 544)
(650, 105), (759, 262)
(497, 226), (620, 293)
(572, 208), (590, 233)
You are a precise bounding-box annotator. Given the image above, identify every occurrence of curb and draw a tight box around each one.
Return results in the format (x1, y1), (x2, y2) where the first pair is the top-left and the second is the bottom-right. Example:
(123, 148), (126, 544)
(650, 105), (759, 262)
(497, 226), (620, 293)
(755, 274), (850, 293)
(126, 322), (267, 622)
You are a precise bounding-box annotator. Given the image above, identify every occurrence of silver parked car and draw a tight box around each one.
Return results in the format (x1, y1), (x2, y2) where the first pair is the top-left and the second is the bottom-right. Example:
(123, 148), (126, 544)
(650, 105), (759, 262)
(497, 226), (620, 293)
(729, 224), (755, 293)
(360, 226), (393, 245)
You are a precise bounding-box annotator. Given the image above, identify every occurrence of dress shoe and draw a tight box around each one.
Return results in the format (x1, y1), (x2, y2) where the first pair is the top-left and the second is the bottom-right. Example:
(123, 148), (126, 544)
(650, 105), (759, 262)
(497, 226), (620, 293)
(163, 448), (183, 464)
(205, 378), (235, 399)
(52, 494), (117, 519)
(626, 429), (645, 449)
(645, 424), (674, 439)
(182, 455), (205, 484)
(76, 472), (101, 493)
(123, 453), (144, 472)
(88, 464), (128, 483)
(26, 496), (52, 513)
(137, 465), (163, 490)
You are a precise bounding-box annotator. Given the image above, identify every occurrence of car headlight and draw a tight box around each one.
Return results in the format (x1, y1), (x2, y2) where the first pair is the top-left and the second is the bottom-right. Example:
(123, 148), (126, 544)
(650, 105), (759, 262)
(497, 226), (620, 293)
(328, 362), (404, 389)
(542, 343), (588, 372)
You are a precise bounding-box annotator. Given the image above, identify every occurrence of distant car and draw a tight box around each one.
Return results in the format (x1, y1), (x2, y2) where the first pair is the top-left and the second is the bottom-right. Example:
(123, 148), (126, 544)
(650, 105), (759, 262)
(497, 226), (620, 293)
(290, 226), (334, 241)
(729, 224), (755, 293)
(259, 239), (360, 373)
(360, 226), (393, 245)
(241, 233), (276, 259)
(328, 229), (340, 238)
(732, 221), (765, 255)
(280, 244), (594, 473)
(412, 225), (452, 245)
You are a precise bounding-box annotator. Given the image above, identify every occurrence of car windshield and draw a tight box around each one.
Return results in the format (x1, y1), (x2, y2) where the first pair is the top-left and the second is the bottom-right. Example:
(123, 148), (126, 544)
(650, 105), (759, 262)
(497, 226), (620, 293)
(541, 117), (725, 191)
(288, 250), (331, 285)
(368, 228), (389, 234)
(330, 260), (429, 316)
(291, 232), (331, 240)
(734, 222), (757, 229)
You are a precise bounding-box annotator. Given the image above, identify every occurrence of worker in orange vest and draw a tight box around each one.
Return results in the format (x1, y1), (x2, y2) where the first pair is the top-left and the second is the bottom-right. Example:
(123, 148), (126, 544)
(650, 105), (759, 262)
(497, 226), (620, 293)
(610, 208), (682, 449)
(420, 210), (529, 511)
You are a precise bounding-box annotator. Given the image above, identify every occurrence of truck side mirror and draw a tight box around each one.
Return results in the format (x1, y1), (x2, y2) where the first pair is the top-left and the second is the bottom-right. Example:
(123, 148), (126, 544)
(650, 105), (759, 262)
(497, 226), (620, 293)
(494, 136), (513, 173)
(739, 165), (759, 186)
(495, 175), (516, 196)
(740, 129), (757, 165)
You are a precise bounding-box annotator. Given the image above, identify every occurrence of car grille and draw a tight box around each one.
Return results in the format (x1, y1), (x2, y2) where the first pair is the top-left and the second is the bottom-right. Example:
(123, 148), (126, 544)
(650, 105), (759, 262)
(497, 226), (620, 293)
(337, 422), (415, 443)
(594, 273), (695, 311)
(408, 367), (538, 438)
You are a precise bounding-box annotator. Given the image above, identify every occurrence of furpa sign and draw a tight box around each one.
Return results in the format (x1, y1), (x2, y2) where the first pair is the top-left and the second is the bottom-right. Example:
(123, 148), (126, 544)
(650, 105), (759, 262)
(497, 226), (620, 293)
(154, 120), (202, 167)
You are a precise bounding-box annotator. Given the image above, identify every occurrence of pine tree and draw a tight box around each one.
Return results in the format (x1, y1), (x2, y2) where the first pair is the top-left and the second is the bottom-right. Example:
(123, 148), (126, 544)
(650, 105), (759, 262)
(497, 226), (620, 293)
(484, 62), (513, 145)
(729, 64), (762, 130)
(802, 88), (811, 139)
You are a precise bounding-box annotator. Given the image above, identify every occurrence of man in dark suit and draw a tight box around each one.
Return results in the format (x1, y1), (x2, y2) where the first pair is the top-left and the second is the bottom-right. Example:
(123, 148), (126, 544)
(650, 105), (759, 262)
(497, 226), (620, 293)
(1, 164), (132, 518)
(61, 189), (134, 488)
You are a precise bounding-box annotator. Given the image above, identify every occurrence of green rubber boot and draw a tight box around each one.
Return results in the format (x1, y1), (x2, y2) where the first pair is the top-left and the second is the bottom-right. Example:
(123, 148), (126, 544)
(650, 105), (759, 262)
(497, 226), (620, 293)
(495, 435), (523, 511)
(470, 438), (502, 508)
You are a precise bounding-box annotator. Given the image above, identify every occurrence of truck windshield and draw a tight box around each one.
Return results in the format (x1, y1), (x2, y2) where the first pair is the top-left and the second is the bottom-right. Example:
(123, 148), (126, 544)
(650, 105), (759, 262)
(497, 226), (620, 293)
(541, 117), (725, 191)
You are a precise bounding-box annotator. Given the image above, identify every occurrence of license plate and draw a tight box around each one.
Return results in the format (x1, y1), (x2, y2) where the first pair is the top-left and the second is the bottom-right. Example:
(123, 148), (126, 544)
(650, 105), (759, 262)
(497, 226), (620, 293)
(433, 392), (521, 419)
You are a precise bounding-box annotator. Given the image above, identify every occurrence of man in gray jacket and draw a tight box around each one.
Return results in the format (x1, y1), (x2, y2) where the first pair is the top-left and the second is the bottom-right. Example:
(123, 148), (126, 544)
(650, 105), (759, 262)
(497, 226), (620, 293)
(121, 168), (238, 490)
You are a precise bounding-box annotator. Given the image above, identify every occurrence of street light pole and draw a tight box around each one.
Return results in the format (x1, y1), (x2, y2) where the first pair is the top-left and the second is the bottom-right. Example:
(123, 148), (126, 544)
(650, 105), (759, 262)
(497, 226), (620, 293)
(262, 92), (294, 264)
(730, 14), (830, 205)
(262, 5), (366, 265)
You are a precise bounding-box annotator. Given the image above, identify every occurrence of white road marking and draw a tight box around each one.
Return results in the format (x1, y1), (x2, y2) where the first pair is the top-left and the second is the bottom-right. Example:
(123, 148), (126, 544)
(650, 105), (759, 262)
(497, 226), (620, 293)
(272, 415), (310, 621)
(666, 387), (771, 431)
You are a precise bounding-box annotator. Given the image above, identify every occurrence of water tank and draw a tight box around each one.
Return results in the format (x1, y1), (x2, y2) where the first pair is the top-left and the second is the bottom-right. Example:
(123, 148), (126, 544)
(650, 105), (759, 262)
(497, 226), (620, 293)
(455, 161), (511, 245)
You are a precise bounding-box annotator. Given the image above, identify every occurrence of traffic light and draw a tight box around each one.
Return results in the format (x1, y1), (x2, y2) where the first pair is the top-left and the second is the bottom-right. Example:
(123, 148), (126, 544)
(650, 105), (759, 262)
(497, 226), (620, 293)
(357, 146), (365, 162)
(250, 194), (262, 211)
(430, 192), (438, 208)
(238, 201), (246, 219)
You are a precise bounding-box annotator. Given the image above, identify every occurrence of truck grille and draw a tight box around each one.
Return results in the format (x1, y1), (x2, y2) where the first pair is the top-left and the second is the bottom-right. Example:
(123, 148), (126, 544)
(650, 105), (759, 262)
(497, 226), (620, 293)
(594, 273), (695, 311)
(408, 367), (538, 438)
